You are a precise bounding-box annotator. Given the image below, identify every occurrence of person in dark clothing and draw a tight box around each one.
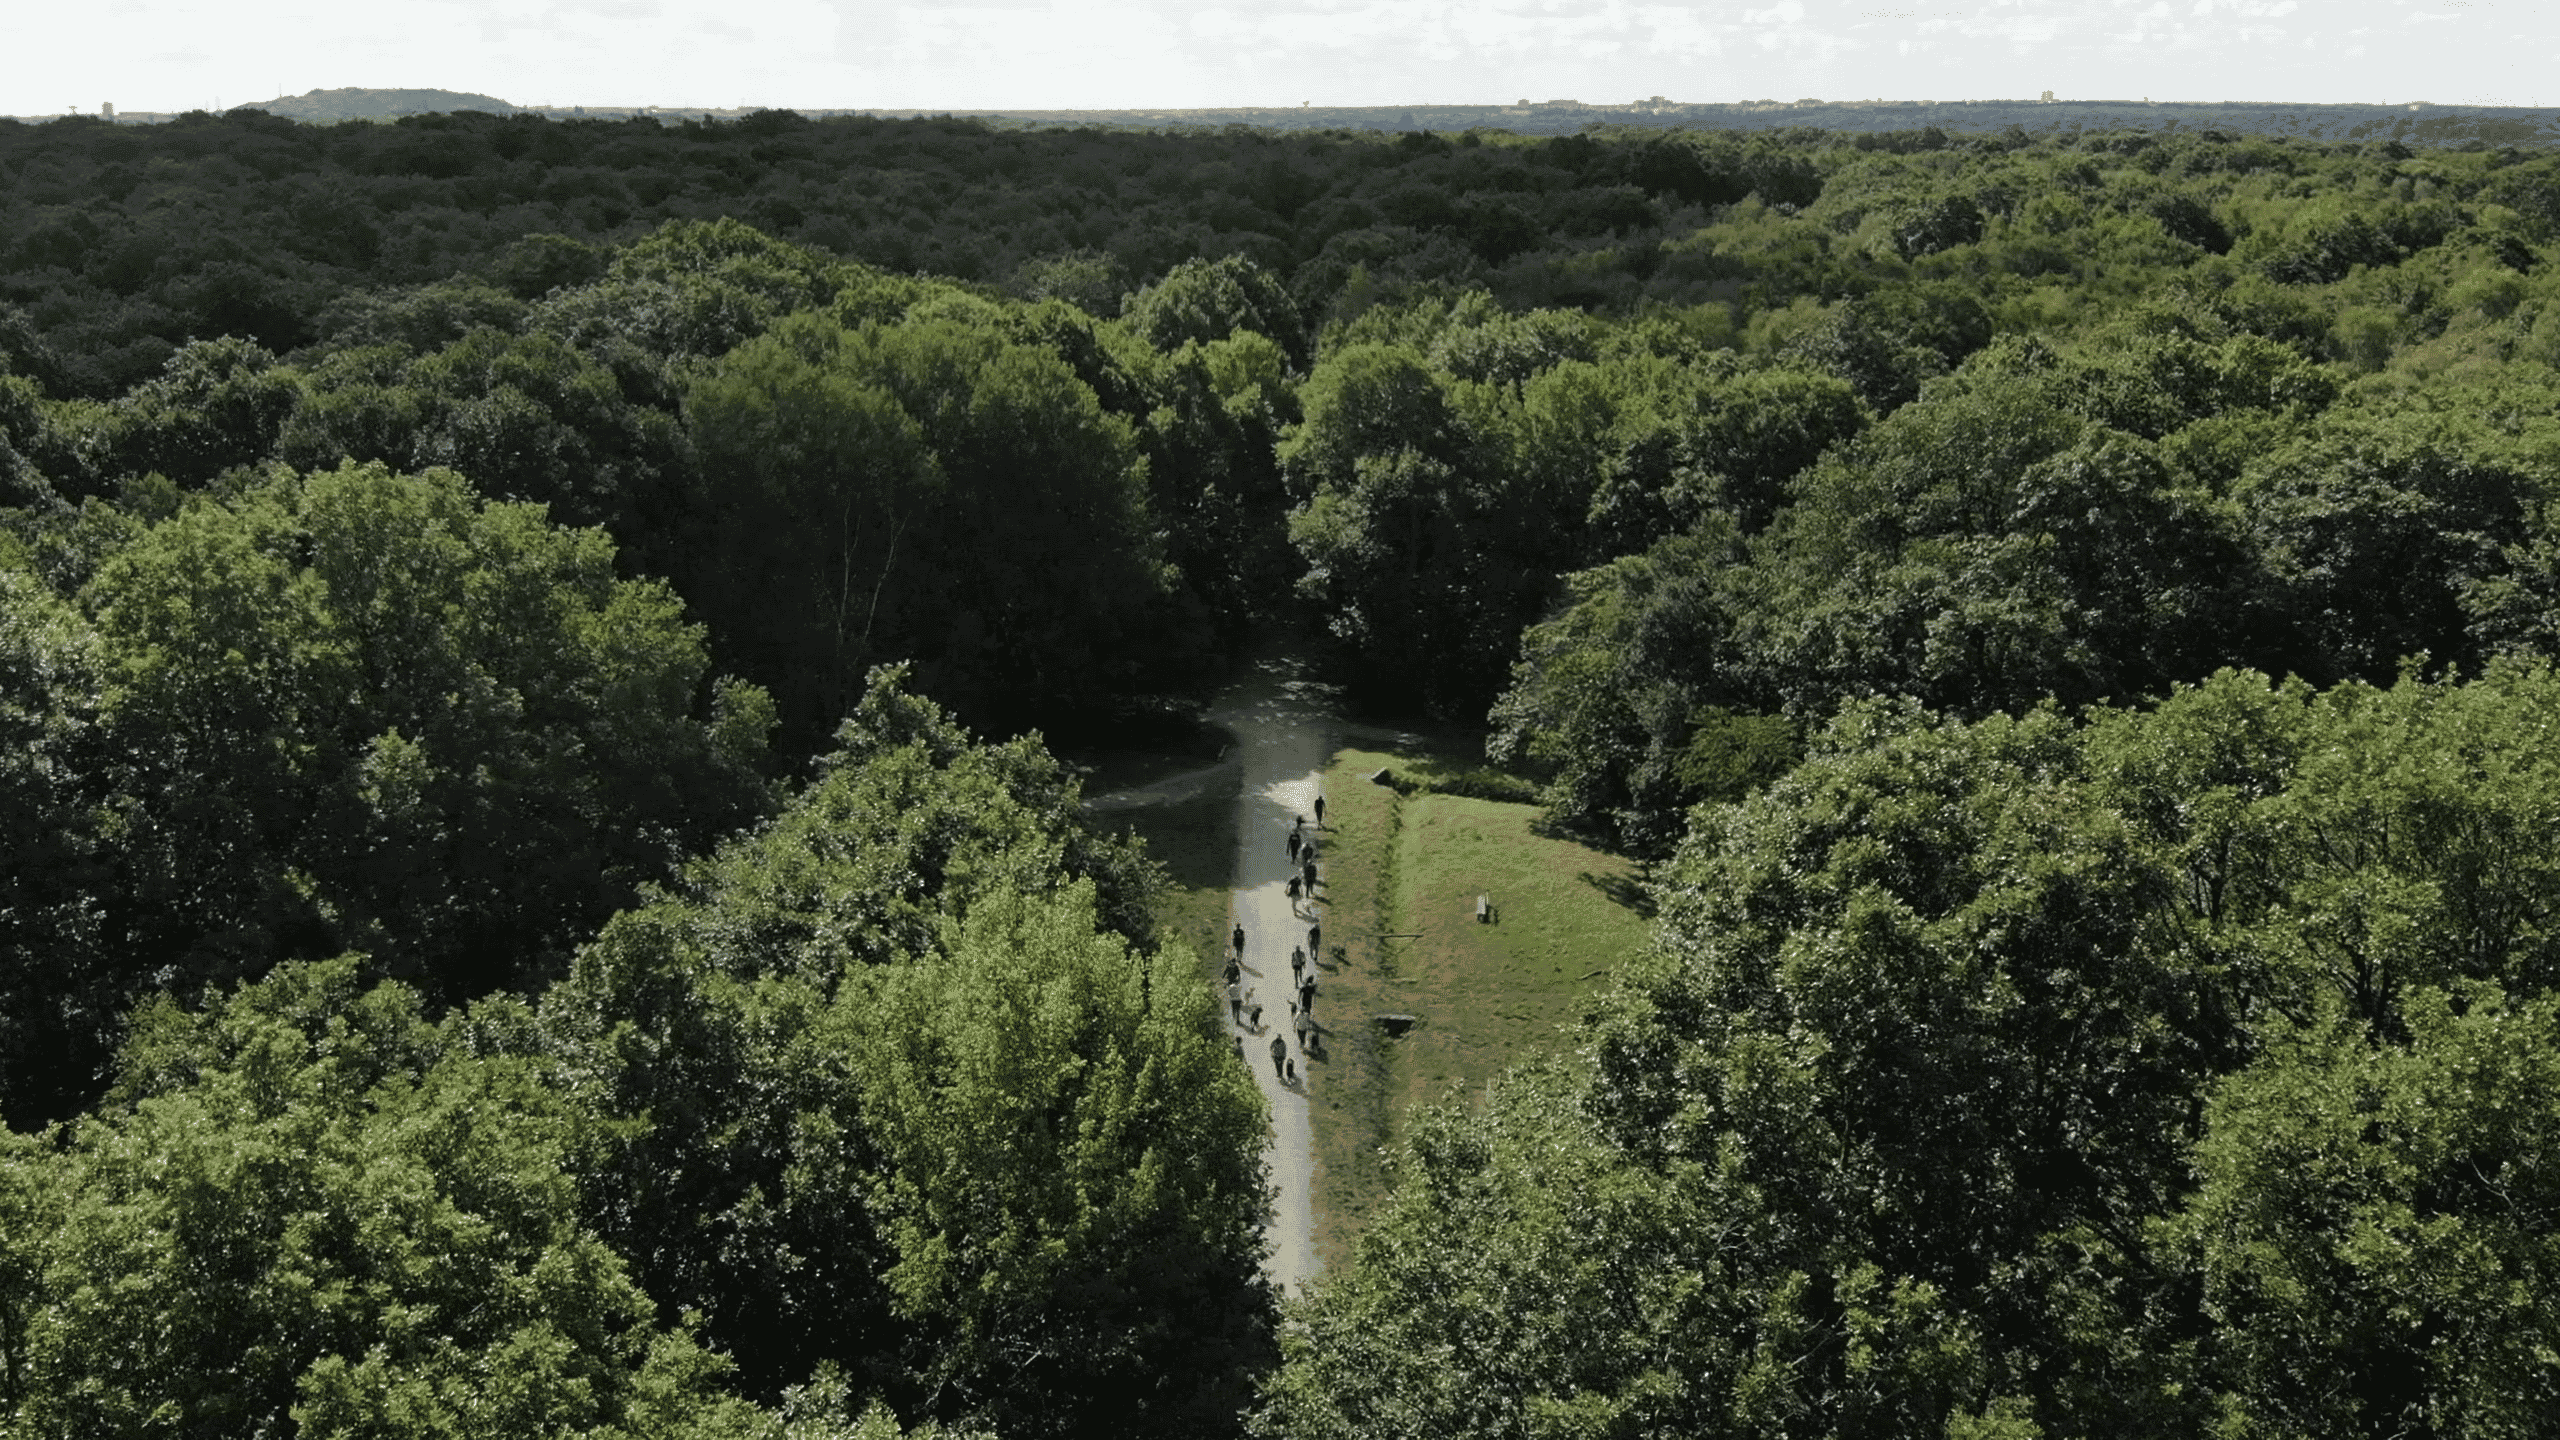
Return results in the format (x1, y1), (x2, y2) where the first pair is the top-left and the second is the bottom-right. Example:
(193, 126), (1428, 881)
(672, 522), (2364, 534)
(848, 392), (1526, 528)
(1248, 999), (1264, 1031)
(1301, 857), (1317, 894)
(1286, 876), (1301, 901)
(1290, 946), (1305, 978)
(1232, 923), (1245, 955)
(1299, 973), (1316, 1015)
(1269, 1036), (1287, 1077)
(1286, 832), (1301, 863)
(1308, 923), (1321, 959)
(1315, 795), (1326, 827)
(1223, 957), (1241, 987)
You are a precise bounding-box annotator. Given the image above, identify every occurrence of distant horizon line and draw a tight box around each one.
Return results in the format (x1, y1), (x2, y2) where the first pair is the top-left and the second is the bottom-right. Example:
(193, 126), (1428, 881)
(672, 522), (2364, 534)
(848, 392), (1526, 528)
(20, 93), (2557, 121)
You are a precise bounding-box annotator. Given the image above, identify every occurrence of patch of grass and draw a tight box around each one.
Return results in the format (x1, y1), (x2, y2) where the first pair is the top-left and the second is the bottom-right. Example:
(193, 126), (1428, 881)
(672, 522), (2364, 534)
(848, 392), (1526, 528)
(1061, 727), (1227, 798)
(1302, 744), (1654, 1272)
(1094, 781), (1238, 976)
(1359, 747), (1542, 805)
(1333, 722), (1491, 787)
(1299, 749), (1404, 1270)
(1380, 792), (1652, 1116)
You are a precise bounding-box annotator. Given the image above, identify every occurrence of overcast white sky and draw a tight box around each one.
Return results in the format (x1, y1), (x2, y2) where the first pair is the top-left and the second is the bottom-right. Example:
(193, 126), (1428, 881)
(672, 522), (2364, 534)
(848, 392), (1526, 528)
(8, 0), (2555, 117)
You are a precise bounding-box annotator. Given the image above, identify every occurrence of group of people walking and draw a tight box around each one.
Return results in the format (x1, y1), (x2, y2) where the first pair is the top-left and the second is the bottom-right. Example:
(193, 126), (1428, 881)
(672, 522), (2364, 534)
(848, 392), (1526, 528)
(1283, 801), (1324, 904)
(1231, 795), (1326, 1085)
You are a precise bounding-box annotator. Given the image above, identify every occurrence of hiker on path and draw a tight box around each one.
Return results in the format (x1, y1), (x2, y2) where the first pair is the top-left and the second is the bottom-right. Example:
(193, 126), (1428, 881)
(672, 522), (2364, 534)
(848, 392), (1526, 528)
(1223, 956), (1240, 987)
(1293, 813), (1305, 837)
(1248, 999), (1264, 1031)
(1286, 876), (1301, 902)
(1228, 980), (1244, 1025)
(1301, 856), (1318, 894)
(1269, 1036), (1287, 1077)
(1290, 945), (1305, 978)
(1286, 832), (1301, 864)
(1308, 923), (1321, 961)
(1232, 922), (1245, 956)
(1299, 972), (1317, 1015)
(1315, 795), (1326, 827)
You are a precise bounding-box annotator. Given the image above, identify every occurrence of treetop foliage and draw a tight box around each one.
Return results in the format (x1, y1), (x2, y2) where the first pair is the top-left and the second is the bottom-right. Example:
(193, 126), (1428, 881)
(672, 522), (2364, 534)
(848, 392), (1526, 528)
(17, 110), (2560, 1437)
(5, 665), (1265, 1438)
(1, 459), (772, 1122)
(536, 670), (1269, 1435)
(1271, 662), (2560, 1438)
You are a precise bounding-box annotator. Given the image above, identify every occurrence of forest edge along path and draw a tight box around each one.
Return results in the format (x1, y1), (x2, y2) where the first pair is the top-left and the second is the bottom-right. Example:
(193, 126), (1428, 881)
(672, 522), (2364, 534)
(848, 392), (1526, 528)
(1070, 653), (1423, 1301)
(1082, 651), (1341, 1298)
(1209, 654), (1336, 1299)
(1080, 649), (1425, 1296)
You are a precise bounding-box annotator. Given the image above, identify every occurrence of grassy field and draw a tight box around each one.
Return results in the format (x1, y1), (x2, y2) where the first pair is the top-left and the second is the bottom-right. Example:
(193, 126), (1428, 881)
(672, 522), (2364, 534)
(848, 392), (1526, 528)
(1303, 741), (1656, 1271)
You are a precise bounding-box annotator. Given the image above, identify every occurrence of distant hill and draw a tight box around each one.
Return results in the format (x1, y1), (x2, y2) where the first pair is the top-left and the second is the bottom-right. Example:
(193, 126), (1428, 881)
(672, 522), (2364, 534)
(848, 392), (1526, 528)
(232, 88), (516, 120)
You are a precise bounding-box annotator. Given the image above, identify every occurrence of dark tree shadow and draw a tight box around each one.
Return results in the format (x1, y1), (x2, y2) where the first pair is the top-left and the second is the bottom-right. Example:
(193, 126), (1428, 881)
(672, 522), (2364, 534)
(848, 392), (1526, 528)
(1581, 869), (1657, 920)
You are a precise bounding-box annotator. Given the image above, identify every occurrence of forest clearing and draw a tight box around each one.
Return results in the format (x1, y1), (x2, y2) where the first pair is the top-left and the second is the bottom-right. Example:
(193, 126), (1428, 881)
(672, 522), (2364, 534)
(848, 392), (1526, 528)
(1089, 672), (1654, 1277)
(1296, 743), (1653, 1267)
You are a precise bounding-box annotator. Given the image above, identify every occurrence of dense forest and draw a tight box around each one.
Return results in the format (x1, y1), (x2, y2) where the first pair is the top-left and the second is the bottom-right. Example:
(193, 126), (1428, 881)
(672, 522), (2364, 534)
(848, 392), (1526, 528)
(10, 106), (2560, 1436)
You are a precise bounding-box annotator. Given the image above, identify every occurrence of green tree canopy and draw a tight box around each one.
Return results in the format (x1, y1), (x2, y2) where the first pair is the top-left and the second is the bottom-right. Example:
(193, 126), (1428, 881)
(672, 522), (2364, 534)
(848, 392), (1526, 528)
(0, 956), (767, 1439)
(0, 461), (773, 1121)
(1121, 254), (1308, 369)
(1273, 660), (2560, 1439)
(2173, 984), (2560, 1438)
(539, 669), (1270, 1435)
(684, 309), (1188, 745)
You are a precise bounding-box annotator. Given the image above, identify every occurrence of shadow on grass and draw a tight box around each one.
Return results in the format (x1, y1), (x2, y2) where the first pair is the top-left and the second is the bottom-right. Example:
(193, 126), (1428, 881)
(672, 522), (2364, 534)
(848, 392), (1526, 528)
(1107, 787), (1235, 896)
(1580, 868), (1657, 920)
(1307, 1003), (1397, 1266)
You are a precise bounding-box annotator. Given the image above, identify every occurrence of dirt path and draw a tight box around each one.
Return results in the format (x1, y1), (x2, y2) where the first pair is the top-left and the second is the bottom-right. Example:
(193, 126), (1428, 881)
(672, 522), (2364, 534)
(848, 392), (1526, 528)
(1207, 652), (1340, 1300)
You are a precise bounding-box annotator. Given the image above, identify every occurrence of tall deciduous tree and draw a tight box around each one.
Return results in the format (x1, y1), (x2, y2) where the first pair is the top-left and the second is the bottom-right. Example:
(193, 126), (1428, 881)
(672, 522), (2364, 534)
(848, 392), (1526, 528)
(1486, 520), (1785, 855)
(1121, 254), (1308, 370)
(1283, 342), (1568, 716)
(543, 669), (1270, 1435)
(2175, 985), (2560, 1437)
(1, 957), (767, 1439)
(684, 310), (1184, 746)
(1, 461), (774, 1121)
(685, 314), (945, 746)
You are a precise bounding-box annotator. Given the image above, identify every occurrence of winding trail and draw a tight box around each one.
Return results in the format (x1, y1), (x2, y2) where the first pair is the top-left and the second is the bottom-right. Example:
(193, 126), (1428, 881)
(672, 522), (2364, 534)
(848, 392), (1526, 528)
(1207, 652), (1340, 1300)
